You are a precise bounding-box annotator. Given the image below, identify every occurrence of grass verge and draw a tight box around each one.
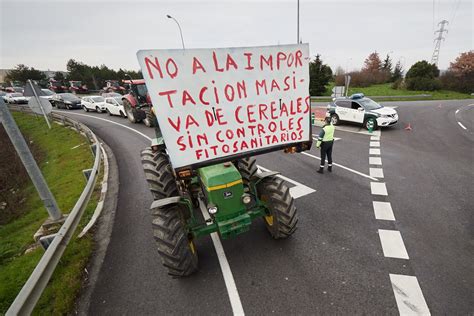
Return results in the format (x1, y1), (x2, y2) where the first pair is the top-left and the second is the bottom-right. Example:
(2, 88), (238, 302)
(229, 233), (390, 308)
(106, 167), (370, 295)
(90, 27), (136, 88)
(315, 83), (473, 101)
(0, 111), (101, 315)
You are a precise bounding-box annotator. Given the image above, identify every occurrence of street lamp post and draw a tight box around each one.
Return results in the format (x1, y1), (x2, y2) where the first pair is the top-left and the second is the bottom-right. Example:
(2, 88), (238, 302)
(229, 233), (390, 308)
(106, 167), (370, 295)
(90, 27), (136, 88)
(166, 14), (185, 50)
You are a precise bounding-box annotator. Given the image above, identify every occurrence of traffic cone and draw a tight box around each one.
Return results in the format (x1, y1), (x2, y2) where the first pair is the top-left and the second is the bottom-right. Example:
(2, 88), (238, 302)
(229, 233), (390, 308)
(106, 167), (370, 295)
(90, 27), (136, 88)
(404, 123), (412, 131)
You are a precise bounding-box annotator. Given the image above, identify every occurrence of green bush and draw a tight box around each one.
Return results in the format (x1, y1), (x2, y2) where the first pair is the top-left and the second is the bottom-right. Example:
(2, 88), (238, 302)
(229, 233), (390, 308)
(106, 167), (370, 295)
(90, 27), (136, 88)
(405, 77), (441, 91)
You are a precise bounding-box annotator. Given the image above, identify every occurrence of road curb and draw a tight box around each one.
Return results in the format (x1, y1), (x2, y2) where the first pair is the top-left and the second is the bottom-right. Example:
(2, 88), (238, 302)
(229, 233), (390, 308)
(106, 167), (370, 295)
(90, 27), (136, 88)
(74, 140), (119, 316)
(78, 143), (110, 238)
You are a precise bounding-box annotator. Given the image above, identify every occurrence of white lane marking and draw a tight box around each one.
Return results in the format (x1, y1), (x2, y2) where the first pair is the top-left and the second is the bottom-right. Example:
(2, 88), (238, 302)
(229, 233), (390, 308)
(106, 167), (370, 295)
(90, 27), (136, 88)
(63, 111), (245, 315)
(370, 141), (380, 147)
(369, 157), (383, 165)
(455, 109), (460, 114)
(370, 135), (380, 141)
(369, 148), (381, 155)
(390, 274), (431, 315)
(457, 122), (467, 130)
(301, 152), (378, 181)
(55, 111), (153, 141)
(378, 230), (409, 259)
(369, 168), (384, 178)
(371, 182), (388, 195)
(199, 202), (245, 315)
(373, 201), (395, 221)
(257, 165), (316, 199)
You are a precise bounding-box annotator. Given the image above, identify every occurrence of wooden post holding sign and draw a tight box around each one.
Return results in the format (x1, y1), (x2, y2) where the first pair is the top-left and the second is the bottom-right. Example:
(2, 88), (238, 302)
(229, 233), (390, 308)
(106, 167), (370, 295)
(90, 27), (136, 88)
(137, 44), (311, 169)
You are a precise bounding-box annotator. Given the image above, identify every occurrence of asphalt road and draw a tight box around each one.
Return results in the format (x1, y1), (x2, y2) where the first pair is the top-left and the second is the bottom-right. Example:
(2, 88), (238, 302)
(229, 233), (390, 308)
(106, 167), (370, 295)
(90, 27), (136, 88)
(55, 99), (473, 315)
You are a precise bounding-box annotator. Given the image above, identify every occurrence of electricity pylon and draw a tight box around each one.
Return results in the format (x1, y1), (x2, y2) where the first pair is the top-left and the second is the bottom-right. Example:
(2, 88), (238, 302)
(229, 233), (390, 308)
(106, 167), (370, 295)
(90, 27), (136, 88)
(431, 20), (449, 66)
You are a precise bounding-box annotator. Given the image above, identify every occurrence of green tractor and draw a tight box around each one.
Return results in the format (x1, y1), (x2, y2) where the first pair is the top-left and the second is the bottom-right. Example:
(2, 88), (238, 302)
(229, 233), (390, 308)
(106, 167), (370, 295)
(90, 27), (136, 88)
(140, 139), (310, 277)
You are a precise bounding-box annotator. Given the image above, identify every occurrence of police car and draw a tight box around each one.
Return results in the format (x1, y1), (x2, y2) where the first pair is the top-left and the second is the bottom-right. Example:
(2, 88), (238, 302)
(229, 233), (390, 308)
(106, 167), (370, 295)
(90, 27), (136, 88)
(326, 93), (398, 130)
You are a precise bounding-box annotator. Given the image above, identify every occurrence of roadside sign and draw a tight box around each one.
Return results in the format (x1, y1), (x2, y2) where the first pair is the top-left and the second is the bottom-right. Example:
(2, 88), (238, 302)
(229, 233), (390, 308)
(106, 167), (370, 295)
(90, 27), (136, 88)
(137, 44), (311, 169)
(331, 86), (345, 98)
(28, 97), (52, 115)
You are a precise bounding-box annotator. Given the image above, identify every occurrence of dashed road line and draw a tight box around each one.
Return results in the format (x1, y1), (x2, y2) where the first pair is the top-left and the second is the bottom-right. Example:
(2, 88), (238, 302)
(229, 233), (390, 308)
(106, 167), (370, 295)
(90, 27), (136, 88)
(371, 182), (388, 196)
(370, 135), (380, 141)
(369, 168), (384, 178)
(378, 229), (409, 259)
(389, 274), (431, 315)
(455, 109), (460, 114)
(373, 201), (395, 221)
(369, 148), (381, 155)
(369, 157), (383, 165)
(301, 152), (379, 181)
(370, 141), (380, 147)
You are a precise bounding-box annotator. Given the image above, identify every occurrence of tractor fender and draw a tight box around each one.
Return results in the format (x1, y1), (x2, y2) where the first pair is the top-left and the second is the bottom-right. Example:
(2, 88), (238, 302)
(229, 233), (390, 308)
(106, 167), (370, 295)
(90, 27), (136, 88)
(150, 196), (181, 209)
(254, 171), (280, 186)
(122, 94), (137, 107)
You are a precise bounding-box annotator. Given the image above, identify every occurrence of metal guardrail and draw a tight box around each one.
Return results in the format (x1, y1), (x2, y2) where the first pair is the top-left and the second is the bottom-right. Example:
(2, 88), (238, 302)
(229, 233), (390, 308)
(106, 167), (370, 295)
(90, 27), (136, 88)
(5, 105), (102, 316)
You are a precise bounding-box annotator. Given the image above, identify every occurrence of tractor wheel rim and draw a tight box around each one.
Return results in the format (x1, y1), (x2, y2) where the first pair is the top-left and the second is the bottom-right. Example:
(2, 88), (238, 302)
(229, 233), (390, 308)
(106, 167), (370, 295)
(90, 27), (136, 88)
(189, 240), (196, 254)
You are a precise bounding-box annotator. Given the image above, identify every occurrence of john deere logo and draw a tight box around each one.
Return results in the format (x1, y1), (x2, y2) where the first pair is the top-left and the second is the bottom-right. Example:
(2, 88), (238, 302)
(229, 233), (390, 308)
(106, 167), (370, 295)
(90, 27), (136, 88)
(223, 191), (233, 199)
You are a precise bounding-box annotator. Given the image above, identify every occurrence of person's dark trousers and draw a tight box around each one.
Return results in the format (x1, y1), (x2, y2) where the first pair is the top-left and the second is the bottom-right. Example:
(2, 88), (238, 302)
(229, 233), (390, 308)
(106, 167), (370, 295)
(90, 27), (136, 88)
(319, 140), (334, 172)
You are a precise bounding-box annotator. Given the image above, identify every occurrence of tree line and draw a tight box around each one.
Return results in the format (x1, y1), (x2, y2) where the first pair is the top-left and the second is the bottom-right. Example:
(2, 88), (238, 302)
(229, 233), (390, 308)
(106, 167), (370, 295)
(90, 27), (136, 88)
(4, 52), (473, 95)
(4, 59), (142, 90)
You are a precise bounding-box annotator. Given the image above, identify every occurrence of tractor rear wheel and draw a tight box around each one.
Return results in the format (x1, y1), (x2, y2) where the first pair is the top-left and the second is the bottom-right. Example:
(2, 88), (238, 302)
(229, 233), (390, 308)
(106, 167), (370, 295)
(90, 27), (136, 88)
(141, 147), (179, 200)
(257, 176), (298, 239)
(150, 204), (198, 277)
(143, 111), (155, 127)
(237, 157), (258, 186)
(123, 99), (137, 123)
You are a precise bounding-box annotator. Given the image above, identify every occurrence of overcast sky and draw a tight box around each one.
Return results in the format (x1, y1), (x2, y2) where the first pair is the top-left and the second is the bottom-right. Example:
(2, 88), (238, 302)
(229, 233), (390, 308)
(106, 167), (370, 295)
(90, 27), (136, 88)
(0, 0), (472, 73)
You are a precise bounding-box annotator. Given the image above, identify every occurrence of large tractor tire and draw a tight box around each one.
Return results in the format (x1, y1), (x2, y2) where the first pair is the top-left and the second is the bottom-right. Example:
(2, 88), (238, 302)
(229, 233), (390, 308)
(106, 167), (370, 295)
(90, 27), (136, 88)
(143, 111), (155, 127)
(237, 157), (258, 186)
(123, 99), (138, 123)
(150, 204), (198, 277)
(141, 147), (179, 200)
(257, 176), (298, 239)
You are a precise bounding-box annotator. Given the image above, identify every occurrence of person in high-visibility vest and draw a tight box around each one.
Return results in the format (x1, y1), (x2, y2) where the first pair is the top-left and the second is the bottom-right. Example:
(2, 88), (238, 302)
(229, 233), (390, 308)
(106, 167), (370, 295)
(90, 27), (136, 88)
(316, 117), (335, 173)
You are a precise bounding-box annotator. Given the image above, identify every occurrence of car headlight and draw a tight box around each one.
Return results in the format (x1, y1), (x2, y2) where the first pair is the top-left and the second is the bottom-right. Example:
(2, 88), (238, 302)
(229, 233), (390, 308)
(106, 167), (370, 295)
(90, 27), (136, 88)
(64, 101), (72, 104)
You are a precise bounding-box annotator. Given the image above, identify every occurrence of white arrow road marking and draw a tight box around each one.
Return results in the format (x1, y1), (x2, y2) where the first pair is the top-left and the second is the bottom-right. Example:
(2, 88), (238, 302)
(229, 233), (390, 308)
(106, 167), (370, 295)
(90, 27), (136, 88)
(390, 274), (431, 315)
(59, 111), (245, 315)
(257, 165), (316, 199)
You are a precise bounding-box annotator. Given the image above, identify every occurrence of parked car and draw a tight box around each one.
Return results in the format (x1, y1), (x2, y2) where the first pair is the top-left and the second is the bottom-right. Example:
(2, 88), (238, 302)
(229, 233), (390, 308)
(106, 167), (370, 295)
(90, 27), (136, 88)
(5, 92), (29, 104)
(104, 97), (127, 117)
(0, 91), (7, 102)
(50, 93), (82, 109)
(40, 89), (56, 101)
(81, 96), (107, 112)
(326, 93), (398, 130)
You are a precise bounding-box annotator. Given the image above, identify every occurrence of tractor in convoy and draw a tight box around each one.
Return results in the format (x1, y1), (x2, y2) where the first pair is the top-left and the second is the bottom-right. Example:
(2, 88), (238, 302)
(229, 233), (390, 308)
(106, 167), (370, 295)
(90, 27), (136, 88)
(68, 80), (88, 94)
(48, 79), (67, 93)
(103, 80), (126, 94)
(121, 79), (155, 127)
(137, 44), (312, 277)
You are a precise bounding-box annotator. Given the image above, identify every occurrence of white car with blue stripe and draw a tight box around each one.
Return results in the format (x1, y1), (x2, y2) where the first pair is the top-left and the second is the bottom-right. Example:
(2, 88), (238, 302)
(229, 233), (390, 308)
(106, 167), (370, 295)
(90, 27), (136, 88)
(326, 93), (398, 130)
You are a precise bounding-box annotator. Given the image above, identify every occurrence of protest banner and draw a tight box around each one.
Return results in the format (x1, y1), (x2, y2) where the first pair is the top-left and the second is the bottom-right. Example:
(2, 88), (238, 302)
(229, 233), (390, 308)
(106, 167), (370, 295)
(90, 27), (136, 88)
(137, 44), (311, 169)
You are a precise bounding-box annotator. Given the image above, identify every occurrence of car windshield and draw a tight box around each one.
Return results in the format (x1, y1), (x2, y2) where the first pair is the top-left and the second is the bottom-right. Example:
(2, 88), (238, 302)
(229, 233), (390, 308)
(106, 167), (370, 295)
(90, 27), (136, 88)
(12, 93), (23, 97)
(41, 89), (54, 96)
(60, 93), (79, 101)
(113, 97), (123, 105)
(359, 98), (383, 110)
(92, 96), (104, 102)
